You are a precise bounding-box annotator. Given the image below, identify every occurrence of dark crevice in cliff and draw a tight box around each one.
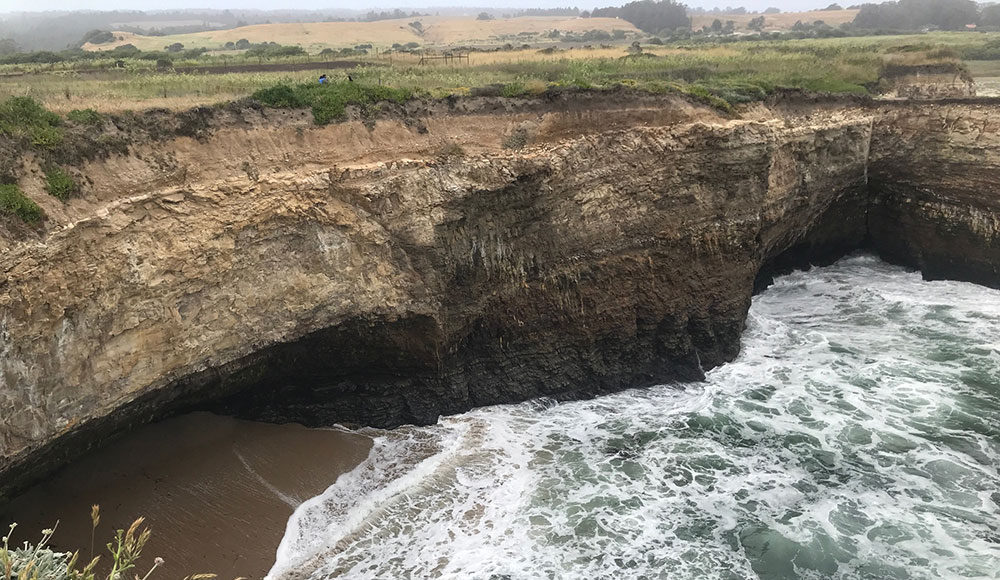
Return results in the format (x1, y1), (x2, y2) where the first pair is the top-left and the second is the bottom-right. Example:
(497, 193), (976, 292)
(754, 183), (872, 295)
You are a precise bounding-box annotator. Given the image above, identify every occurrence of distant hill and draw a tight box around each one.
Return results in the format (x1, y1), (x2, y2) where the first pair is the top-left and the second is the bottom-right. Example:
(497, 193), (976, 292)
(82, 16), (640, 53)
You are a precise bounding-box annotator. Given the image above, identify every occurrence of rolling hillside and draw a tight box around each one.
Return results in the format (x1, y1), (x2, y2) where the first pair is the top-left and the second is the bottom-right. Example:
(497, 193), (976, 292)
(84, 16), (640, 52)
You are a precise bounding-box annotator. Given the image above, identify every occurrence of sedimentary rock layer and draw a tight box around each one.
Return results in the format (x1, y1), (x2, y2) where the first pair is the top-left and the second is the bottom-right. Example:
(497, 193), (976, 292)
(869, 102), (1000, 287)
(0, 94), (996, 498)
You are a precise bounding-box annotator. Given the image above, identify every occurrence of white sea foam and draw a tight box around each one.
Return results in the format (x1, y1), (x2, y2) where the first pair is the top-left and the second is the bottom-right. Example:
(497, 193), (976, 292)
(268, 255), (1000, 580)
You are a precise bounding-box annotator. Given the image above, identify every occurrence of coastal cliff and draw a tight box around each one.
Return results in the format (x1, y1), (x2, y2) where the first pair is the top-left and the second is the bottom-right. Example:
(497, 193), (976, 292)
(869, 102), (1000, 287)
(0, 94), (996, 498)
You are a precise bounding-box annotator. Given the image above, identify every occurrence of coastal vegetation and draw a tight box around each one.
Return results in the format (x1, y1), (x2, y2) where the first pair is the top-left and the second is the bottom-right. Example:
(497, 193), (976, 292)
(251, 81), (412, 124)
(0, 32), (982, 115)
(43, 166), (78, 201)
(0, 185), (43, 224)
(1, 507), (219, 580)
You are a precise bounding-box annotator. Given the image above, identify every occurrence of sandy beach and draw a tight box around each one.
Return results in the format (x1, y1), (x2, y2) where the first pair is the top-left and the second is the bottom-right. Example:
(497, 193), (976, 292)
(0, 412), (372, 579)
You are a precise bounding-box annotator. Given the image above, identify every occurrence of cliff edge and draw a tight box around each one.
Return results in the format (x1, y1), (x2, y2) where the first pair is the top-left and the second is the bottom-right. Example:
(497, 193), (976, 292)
(0, 93), (996, 498)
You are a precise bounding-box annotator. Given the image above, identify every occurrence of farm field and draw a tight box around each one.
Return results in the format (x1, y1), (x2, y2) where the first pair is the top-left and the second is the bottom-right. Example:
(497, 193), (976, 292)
(82, 9), (862, 54)
(83, 16), (640, 53)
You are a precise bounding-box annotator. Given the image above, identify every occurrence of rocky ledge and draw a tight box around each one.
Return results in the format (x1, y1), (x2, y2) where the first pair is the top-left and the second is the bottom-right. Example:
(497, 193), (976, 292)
(0, 94), (997, 499)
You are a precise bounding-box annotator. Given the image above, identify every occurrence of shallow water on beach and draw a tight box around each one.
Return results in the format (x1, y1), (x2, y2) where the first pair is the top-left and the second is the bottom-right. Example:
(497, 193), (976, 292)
(1, 413), (371, 579)
(270, 255), (1000, 580)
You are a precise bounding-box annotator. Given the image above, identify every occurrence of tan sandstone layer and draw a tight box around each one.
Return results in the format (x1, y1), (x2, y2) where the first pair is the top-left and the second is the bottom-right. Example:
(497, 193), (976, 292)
(0, 92), (997, 500)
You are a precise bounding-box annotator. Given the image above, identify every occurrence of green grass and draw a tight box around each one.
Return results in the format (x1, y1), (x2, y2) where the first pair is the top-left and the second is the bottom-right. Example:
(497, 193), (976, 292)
(252, 81), (413, 124)
(3, 32), (993, 115)
(44, 166), (78, 200)
(0, 184), (43, 223)
(0, 96), (63, 148)
(66, 108), (104, 125)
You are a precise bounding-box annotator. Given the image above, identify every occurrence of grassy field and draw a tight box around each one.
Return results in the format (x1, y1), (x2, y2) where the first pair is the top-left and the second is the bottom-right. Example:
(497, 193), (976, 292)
(84, 16), (640, 53)
(689, 9), (859, 32)
(84, 10), (863, 55)
(2, 31), (992, 114)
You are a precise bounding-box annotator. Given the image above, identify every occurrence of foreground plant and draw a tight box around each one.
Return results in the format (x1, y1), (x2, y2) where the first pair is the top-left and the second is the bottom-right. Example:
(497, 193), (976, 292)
(0, 506), (219, 580)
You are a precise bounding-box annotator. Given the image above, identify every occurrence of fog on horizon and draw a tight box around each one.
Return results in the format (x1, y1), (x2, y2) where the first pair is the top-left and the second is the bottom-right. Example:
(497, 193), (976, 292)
(0, 0), (858, 16)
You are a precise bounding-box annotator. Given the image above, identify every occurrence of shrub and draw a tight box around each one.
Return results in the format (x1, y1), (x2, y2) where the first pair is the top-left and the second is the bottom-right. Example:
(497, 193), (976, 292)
(0, 97), (63, 149)
(500, 82), (528, 97)
(503, 128), (529, 150)
(246, 43), (307, 58)
(0, 184), (43, 223)
(252, 82), (413, 125)
(436, 142), (466, 159)
(110, 44), (140, 57)
(252, 84), (307, 108)
(66, 109), (103, 126)
(44, 166), (78, 200)
(80, 30), (115, 45)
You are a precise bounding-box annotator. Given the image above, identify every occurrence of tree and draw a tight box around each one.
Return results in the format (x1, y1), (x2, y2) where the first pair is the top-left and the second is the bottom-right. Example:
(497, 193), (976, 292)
(824, 3), (843, 9)
(111, 44), (139, 57)
(982, 3), (1000, 26)
(853, 0), (978, 30)
(710, 18), (723, 32)
(476, 12), (494, 21)
(0, 38), (18, 54)
(748, 15), (766, 31)
(80, 29), (114, 46)
(764, 7), (781, 14)
(611, 0), (690, 34)
(235, 38), (251, 49)
(165, 42), (184, 52)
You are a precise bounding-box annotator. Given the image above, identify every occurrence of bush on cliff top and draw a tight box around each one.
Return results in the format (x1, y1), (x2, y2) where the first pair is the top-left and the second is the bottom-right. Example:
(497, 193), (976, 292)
(0, 97), (63, 149)
(251, 82), (413, 125)
(0, 184), (43, 224)
(66, 109), (104, 126)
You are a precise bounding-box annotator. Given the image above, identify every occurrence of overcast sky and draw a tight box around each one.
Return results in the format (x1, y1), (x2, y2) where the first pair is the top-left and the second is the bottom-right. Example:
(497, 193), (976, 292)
(0, 0), (857, 14)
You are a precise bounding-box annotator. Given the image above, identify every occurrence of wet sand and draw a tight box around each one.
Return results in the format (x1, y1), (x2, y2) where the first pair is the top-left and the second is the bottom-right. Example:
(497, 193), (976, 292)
(0, 412), (372, 579)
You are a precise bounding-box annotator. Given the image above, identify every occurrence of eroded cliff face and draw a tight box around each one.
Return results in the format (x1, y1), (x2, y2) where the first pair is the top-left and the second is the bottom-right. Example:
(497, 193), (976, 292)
(869, 102), (1000, 287)
(0, 93), (995, 498)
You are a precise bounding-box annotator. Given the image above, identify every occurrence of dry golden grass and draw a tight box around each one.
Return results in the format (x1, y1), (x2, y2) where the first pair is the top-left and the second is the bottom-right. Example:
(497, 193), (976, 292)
(690, 9), (858, 32)
(85, 16), (639, 53)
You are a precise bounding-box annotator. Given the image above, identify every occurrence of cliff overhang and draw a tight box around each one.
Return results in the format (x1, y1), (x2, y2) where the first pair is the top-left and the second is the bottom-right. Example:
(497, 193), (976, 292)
(1, 94), (998, 500)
